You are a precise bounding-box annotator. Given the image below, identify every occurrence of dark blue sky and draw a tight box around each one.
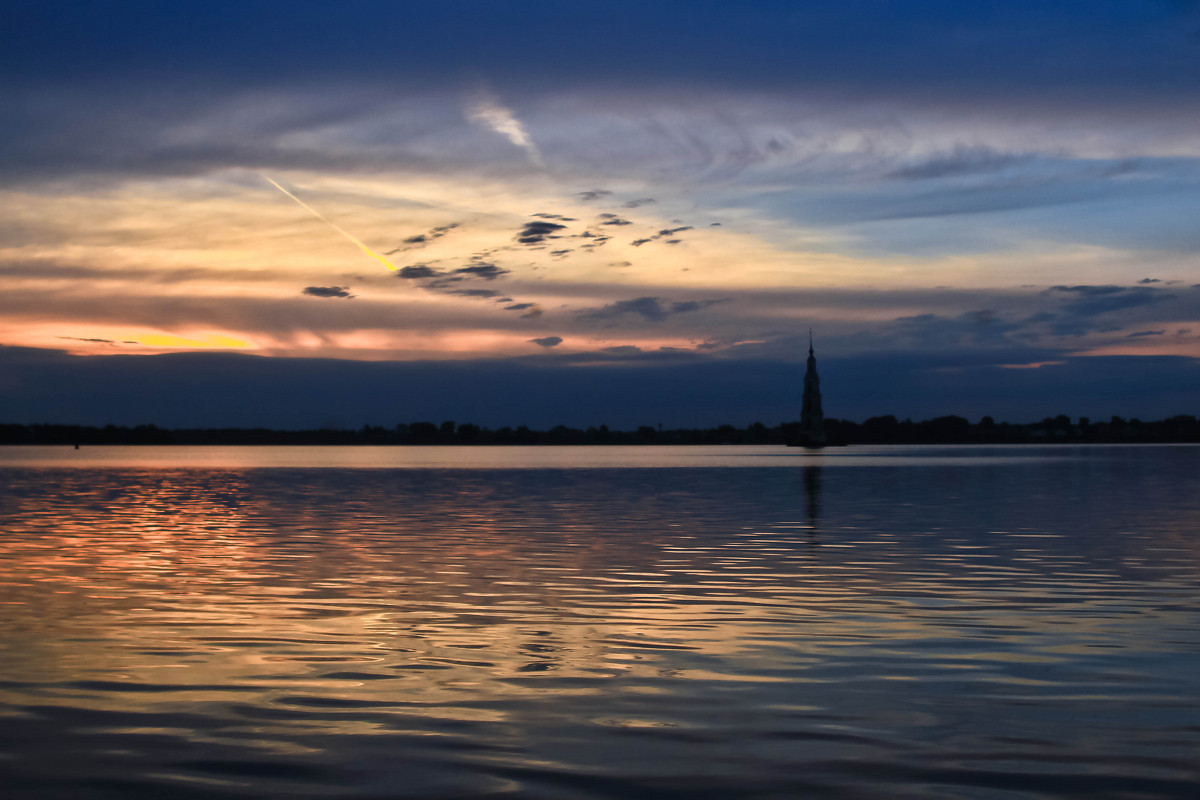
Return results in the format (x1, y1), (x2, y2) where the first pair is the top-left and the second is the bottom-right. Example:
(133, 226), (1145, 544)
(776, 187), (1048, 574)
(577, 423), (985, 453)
(3, 345), (1198, 428)
(8, 2), (1198, 93)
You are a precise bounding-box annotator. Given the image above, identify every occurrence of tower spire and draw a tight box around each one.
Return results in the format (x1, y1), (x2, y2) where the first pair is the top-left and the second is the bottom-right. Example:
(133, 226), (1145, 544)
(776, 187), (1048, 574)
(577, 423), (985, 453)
(798, 327), (826, 447)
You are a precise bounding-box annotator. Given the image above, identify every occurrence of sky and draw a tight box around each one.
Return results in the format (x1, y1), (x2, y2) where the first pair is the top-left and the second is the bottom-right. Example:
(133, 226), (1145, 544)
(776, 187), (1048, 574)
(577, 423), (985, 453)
(3, 0), (1200, 428)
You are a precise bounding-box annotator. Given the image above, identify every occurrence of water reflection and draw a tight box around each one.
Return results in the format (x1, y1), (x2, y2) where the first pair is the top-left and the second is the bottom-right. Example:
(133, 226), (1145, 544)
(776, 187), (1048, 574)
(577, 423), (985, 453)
(803, 464), (822, 533)
(0, 442), (1095, 469)
(0, 449), (1198, 798)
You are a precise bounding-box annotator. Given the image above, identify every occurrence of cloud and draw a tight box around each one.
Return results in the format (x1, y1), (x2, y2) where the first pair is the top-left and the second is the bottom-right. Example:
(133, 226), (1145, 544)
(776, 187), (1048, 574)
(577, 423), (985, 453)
(583, 297), (671, 322)
(622, 198), (656, 208)
(0, 283), (572, 346)
(600, 217), (632, 226)
(670, 299), (729, 314)
(881, 285), (1187, 343)
(887, 146), (1028, 180)
(1138, 277), (1162, 284)
(577, 230), (611, 248)
(7, 5), (1200, 214)
(601, 345), (643, 355)
(529, 336), (562, 348)
(891, 310), (1022, 345)
(516, 220), (567, 244)
(579, 296), (729, 323)
(303, 286), (353, 298)
(396, 265), (444, 279)
(453, 263), (509, 280)
(464, 86), (544, 168)
(397, 262), (510, 297)
(1127, 330), (1166, 337)
(447, 288), (501, 298)
(521, 307), (544, 319)
(627, 226), (693, 247)
(1045, 284), (1173, 320)
(385, 223), (460, 254)
(532, 213), (576, 221)
(576, 190), (612, 202)
(998, 360), (1067, 370)
(504, 303), (535, 311)
(57, 336), (137, 345)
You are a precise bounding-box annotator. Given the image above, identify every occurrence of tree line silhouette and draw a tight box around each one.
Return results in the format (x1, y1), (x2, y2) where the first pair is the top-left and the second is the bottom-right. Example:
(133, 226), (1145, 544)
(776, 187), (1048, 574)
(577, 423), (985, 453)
(2, 414), (1200, 445)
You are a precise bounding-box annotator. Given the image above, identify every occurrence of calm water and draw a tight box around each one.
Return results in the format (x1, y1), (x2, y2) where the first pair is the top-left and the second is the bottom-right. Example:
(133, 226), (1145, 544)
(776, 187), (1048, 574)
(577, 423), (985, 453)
(0, 445), (1198, 799)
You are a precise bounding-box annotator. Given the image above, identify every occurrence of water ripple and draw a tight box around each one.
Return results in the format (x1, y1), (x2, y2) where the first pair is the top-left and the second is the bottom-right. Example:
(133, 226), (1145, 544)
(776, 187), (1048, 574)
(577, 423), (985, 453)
(0, 447), (1198, 797)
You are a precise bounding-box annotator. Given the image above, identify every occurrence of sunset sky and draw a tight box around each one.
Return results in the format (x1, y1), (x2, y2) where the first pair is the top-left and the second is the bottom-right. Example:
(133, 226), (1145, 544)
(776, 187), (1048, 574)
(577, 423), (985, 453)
(4, 1), (1200, 428)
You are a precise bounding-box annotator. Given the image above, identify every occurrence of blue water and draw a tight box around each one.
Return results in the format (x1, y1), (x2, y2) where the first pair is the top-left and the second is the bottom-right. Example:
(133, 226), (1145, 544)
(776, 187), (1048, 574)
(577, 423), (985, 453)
(0, 445), (1198, 798)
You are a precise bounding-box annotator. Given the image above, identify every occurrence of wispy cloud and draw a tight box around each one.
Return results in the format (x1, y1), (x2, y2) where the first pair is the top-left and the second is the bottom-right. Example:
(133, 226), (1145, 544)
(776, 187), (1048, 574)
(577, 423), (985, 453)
(465, 86), (545, 169)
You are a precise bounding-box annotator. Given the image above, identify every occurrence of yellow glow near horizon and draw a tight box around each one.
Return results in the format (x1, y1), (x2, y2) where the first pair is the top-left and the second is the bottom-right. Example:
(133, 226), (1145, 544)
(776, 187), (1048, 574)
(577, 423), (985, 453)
(133, 333), (250, 349)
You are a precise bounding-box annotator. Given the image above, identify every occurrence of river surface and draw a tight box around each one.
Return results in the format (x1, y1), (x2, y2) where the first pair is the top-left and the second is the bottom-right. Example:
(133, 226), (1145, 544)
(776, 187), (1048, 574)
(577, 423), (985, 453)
(0, 444), (1198, 799)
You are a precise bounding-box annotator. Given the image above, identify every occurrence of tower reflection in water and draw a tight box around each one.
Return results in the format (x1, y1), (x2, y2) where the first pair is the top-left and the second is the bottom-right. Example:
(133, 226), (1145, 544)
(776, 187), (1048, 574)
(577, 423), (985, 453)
(803, 464), (821, 535)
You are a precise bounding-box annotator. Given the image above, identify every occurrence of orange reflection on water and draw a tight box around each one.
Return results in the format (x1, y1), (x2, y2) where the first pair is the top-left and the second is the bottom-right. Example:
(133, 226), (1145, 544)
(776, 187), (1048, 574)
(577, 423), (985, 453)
(0, 454), (1198, 799)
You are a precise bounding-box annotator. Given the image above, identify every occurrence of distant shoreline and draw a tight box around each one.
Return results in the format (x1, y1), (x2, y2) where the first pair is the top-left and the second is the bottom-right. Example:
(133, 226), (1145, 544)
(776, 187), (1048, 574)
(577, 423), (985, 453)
(3, 414), (1199, 446)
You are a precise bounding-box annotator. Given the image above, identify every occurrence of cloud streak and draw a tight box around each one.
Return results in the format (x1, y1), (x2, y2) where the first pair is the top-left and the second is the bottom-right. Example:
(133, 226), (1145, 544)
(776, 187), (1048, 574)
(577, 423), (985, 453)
(263, 175), (396, 271)
(465, 87), (545, 168)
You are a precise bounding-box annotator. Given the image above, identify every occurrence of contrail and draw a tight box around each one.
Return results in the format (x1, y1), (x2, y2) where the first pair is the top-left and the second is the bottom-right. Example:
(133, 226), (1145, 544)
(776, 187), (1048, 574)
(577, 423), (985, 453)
(263, 175), (396, 271)
(465, 87), (545, 169)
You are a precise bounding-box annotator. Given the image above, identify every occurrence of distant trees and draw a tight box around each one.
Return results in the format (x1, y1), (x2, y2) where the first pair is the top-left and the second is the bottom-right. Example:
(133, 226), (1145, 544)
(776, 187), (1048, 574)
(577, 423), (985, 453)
(2, 414), (1199, 446)
(408, 421), (439, 442)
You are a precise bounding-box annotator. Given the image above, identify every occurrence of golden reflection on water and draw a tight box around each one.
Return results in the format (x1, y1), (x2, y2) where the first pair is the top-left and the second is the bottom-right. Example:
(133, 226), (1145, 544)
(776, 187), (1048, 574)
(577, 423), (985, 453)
(0, 451), (1199, 797)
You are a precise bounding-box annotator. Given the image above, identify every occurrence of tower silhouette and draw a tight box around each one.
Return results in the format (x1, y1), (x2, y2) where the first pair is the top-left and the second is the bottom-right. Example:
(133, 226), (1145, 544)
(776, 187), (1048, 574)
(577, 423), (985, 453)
(798, 330), (826, 447)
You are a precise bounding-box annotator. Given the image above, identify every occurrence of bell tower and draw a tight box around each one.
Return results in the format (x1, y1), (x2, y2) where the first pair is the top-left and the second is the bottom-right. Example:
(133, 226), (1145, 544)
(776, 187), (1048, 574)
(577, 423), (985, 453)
(799, 330), (826, 446)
